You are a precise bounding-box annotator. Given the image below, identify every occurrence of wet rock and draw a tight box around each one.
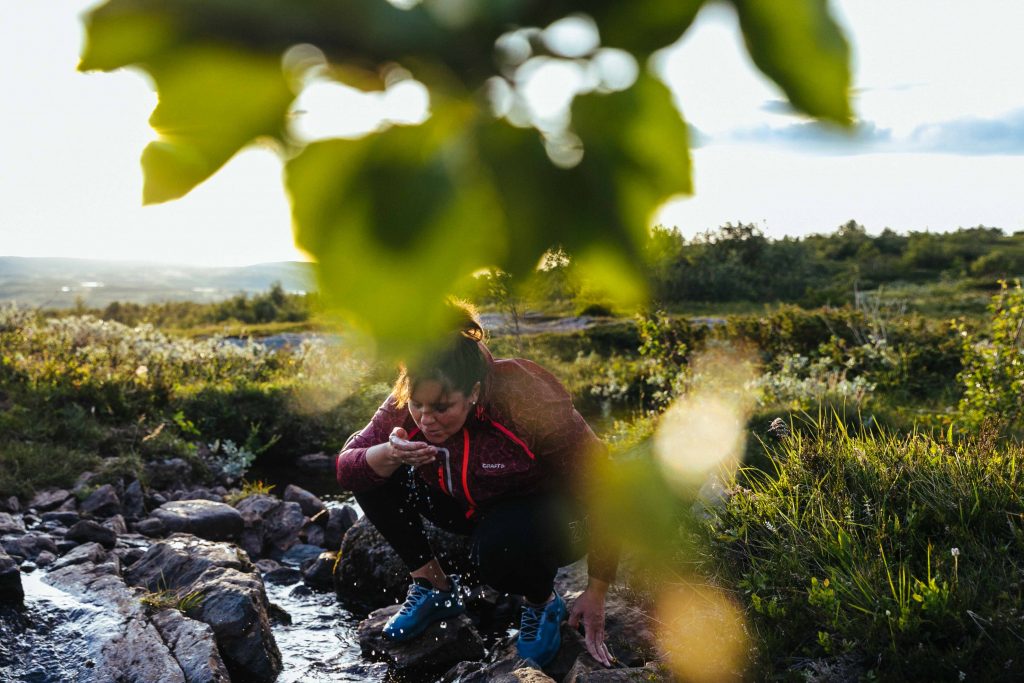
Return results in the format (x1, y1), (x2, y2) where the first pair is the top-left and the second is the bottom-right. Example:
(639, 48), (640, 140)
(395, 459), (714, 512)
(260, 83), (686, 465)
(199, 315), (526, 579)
(303, 551), (337, 591)
(264, 566), (303, 585)
(51, 541), (109, 570)
(296, 451), (334, 474)
(323, 505), (358, 551)
(125, 534), (281, 682)
(255, 558), (281, 573)
(28, 488), (72, 512)
(0, 512), (25, 535)
(123, 479), (147, 520)
(134, 517), (167, 537)
(114, 545), (148, 567)
(440, 658), (554, 682)
(283, 484), (325, 518)
(263, 501), (306, 557)
(80, 484), (122, 519)
(2, 532), (58, 562)
(41, 510), (80, 527)
(335, 516), (473, 608)
(67, 520), (118, 549)
(56, 539), (78, 555)
(358, 604), (485, 671)
(281, 543), (324, 569)
(564, 659), (674, 682)
(301, 521), (325, 547)
(35, 550), (57, 568)
(151, 608), (231, 683)
(151, 500), (243, 542)
(0, 548), (23, 606)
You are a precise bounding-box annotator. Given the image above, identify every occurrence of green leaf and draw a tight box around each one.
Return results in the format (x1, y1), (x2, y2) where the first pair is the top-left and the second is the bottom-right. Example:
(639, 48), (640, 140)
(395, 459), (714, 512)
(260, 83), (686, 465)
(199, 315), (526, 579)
(597, 0), (707, 57)
(140, 45), (294, 203)
(285, 104), (507, 358)
(731, 0), (852, 124)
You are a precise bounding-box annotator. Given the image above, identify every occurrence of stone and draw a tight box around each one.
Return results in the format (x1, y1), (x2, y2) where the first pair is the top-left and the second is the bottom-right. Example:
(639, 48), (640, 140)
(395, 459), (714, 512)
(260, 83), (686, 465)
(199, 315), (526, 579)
(283, 484), (325, 518)
(103, 514), (129, 535)
(335, 515), (473, 608)
(133, 517), (167, 537)
(114, 546), (147, 567)
(0, 548), (23, 606)
(67, 520), (118, 548)
(0, 495), (20, 513)
(123, 479), (146, 520)
(280, 543), (325, 569)
(125, 534), (281, 683)
(28, 488), (72, 512)
(80, 484), (122, 518)
(151, 500), (243, 541)
(302, 552), (337, 592)
(2, 532), (58, 562)
(151, 608), (232, 683)
(0, 512), (25, 535)
(145, 457), (193, 491)
(563, 660), (673, 682)
(323, 505), (358, 551)
(184, 487), (224, 503)
(358, 604), (485, 671)
(41, 510), (80, 527)
(263, 567), (303, 585)
(295, 452), (334, 474)
(301, 522), (325, 547)
(35, 550), (57, 568)
(263, 501), (306, 557)
(255, 559), (281, 573)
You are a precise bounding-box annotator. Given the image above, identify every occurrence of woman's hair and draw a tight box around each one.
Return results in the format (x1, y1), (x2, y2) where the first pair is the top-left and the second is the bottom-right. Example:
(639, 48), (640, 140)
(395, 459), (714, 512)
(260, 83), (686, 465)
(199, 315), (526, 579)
(392, 300), (489, 407)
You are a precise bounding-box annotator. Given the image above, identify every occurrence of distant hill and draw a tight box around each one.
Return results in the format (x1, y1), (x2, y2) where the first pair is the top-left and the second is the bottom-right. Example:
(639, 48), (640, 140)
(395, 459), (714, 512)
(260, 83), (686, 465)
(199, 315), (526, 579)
(0, 257), (315, 308)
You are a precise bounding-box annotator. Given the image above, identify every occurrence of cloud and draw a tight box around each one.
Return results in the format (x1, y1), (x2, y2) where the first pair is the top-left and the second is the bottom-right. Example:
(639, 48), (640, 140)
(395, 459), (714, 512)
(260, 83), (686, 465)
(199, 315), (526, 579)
(721, 120), (892, 154)
(907, 108), (1024, 154)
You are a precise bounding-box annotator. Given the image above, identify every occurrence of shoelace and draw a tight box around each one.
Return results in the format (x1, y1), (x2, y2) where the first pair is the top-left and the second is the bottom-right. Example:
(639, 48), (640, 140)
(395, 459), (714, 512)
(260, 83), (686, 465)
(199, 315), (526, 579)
(519, 603), (544, 641)
(397, 583), (434, 616)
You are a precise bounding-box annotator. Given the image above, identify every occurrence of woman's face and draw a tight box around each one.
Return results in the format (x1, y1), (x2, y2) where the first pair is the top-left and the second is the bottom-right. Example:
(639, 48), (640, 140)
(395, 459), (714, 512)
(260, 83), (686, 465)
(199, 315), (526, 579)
(408, 379), (480, 444)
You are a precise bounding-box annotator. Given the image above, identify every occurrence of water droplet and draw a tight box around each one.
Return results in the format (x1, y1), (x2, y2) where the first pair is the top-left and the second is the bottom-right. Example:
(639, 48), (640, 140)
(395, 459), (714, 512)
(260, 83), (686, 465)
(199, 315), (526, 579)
(440, 621), (447, 629)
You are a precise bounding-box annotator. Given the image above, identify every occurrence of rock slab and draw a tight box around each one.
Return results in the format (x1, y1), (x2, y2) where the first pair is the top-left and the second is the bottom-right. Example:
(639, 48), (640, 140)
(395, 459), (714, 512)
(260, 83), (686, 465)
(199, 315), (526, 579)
(151, 500), (243, 541)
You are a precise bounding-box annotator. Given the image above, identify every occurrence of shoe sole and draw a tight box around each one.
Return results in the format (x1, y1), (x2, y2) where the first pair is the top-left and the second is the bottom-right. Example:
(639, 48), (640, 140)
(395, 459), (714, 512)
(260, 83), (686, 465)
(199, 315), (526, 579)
(382, 604), (465, 643)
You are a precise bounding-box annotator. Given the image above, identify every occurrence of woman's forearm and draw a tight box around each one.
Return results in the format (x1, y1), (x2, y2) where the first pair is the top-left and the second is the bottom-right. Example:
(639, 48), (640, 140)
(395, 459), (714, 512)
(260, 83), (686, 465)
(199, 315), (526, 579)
(364, 442), (401, 478)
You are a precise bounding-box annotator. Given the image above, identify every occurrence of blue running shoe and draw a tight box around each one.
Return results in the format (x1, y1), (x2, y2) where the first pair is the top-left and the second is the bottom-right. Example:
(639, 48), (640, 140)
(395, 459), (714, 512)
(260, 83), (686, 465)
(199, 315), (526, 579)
(383, 575), (465, 642)
(516, 592), (568, 667)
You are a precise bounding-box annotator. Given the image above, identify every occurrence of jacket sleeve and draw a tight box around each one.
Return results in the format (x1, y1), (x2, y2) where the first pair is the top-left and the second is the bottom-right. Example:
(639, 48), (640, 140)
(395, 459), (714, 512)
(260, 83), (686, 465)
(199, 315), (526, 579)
(335, 394), (406, 493)
(494, 360), (621, 583)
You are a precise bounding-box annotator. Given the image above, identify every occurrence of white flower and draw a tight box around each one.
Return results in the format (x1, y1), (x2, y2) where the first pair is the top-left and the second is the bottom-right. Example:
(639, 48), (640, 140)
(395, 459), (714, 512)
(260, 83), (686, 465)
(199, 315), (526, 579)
(951, 547), (961, 558)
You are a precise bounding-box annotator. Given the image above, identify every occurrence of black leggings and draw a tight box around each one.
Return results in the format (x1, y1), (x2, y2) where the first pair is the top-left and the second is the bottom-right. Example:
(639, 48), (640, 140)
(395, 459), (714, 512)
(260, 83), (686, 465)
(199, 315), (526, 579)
(355, 468), (587, 604)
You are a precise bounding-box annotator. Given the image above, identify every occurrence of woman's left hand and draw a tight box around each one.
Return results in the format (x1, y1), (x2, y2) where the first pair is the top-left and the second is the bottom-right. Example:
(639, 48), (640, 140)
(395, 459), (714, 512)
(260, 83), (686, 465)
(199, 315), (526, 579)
(568, 581), (613, 667)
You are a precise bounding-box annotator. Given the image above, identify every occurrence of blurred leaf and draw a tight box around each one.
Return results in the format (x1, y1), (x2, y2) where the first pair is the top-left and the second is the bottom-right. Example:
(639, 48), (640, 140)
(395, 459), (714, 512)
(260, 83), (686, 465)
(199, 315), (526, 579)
(597, 0), (706, 57)
(731, 0), (852, 124)
(285, 104), (506, 357)
(141, 45), (294, 203)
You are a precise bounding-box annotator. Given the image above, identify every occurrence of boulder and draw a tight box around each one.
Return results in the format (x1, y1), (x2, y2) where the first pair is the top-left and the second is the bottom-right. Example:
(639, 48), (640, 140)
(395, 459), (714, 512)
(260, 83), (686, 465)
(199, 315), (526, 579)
(301, 522), (325, 547)
(151, 609), (232, 683)
(123, 479), (147, 520)
(134, 517), (167, 537)
(563, 659), (674, 682)
(280, 543), (325, 569)
(283, 484), (325, 518)
(441, 659), (555, 682)
(66, 520), (118, 549)
(41, 510), (80, 527)
(151, 501), (243, 541)
(0, 495), (20, 513)
(302, 552), (337, 591)
(103, 514), (129, 535)
(263, 567), (303, 585)
(28, 488), (72, 512)
(263, 501), (306, 557)
(295, 452), (334, 474)
(184, 488), (224, 503)
(35, 550), (57, 568)
(358, 603), (485, 671)
(323, 505), (358, 550)
(1, 532), (58, 562)
(145, 458), (193, 491)
(0, 512), (25, 535)
(0, 548), (23, 606)
(125, 534), (282, 683)
(335, 516), (474, 608)
(80, 484), (122, 518)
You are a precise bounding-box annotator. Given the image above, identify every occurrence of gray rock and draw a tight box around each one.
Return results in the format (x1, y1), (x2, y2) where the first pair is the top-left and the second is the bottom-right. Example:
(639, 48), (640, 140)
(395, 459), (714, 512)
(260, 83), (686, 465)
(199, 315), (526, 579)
(302, 551), (337, 592)
(324, 504), (358, 550)
(114, 545), (147, 568)
(51, 541), (110, 570)
(125, 534), (281, 683)
(2, 531), (58, 561)
(563, 659), (673, 682)
(281, 543), (324, 569)
(0, 512), (25, 535)
(0, 548), (23, 606)
(134, 517), (167, 537)
(151, 608), (231, 683)
(67, 520), (118, 548)
(440, 659), (555, 682)
(335, 516), (473, 608)
(0, 495), (20, 513)
(35, 550), (57, 568)
(301, 522), (325, 547)
(81, 484), (122, 518)
(184, 487), (224, 503)
(358, 603), (485, 671)
(283, 484), (325, 518)
(41, 510), (80, 527)
(152, 500), (243, 541)
(103, 514), (129, 535)
(263, 501), (306, 557)
(295, 452), (334, 474)
(263, 567), (303, 585)
(123, 479), (147, 520)
(145, 458), (193, 490)
(28, 488), (72, 512)
(255, 559), (281, 573)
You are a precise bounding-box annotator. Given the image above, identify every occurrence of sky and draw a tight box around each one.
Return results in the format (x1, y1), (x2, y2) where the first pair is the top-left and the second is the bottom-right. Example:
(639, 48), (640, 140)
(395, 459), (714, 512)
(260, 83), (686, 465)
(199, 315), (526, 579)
(2, 0), (1024, 267)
